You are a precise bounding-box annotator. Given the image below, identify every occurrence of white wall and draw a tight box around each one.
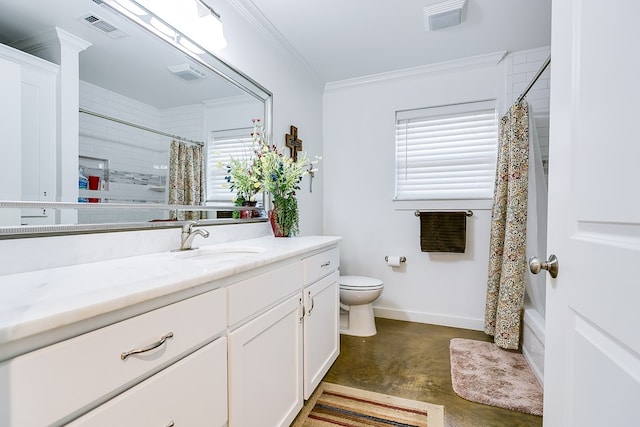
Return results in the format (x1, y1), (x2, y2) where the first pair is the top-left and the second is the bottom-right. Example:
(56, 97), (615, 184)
(213, 1), (325, 235)
(323, 55), (507, 330)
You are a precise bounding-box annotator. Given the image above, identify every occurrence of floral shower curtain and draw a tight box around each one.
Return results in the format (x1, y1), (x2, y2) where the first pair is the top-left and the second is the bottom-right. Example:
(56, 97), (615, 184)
(168, 140), (205, 220)
(484, 101), (530, 350)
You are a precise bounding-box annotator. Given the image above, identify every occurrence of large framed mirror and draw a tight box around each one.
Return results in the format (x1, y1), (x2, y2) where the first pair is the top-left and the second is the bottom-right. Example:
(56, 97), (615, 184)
(0, 0), (271, 238)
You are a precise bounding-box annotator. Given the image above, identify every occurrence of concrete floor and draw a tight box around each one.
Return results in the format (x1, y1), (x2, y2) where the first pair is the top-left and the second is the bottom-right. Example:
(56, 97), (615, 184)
(321, 317), (543, 427)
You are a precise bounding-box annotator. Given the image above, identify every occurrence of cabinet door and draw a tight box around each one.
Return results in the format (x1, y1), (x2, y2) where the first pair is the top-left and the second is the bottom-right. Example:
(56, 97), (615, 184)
(0, 50), (56, 226)
(228, 293), (303, 427)
(68, 338), (228, 427)
(303, 271), (340, 399)
(21, 64), (56, 204)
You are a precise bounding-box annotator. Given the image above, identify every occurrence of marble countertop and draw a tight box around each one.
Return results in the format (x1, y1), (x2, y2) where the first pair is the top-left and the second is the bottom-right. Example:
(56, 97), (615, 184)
(0, 235), (340, 360)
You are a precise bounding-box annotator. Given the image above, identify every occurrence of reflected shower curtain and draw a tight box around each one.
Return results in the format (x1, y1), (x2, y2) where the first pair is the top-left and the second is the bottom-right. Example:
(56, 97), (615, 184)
(168, 140), (205, 220)
(484, 101), (529, 350)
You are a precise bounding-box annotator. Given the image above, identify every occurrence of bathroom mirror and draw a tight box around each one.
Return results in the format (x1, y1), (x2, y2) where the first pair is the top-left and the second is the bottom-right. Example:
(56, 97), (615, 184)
(0, 0), (271, 237)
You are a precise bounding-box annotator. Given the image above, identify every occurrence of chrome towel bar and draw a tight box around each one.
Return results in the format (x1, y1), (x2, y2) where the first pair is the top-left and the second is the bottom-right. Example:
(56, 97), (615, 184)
(414, 210), (473, 217)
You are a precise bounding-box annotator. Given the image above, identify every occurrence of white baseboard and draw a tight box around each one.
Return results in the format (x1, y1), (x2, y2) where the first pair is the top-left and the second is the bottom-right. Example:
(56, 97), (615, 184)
(373, 307), (484, 331)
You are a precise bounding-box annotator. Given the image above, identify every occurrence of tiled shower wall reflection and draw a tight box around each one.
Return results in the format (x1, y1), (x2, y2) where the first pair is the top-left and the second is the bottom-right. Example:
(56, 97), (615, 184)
(78, 80), (203, 223)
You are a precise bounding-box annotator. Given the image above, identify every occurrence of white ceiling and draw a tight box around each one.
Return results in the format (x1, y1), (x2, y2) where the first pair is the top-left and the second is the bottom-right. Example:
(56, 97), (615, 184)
(238, 0), (552, 83)
(0, 0), (552, 106)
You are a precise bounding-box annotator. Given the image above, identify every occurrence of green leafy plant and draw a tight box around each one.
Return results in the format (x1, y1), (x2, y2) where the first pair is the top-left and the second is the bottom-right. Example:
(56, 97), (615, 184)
(225, 149), (262, 202)
(270, 193), (299, 236)
(231, 197), (245, 219)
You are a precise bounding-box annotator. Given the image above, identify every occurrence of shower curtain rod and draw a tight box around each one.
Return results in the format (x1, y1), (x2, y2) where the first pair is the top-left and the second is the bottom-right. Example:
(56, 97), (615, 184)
(516, 55), (551, 103)
(79, 108), (204, 146)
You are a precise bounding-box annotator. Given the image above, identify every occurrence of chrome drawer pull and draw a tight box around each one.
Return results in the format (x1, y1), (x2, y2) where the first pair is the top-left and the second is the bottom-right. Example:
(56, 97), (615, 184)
(167, 422), (175, 427)
(320, 261), (331, 267)
(308, 296), (315, 316)
(121, 332), (174, 360)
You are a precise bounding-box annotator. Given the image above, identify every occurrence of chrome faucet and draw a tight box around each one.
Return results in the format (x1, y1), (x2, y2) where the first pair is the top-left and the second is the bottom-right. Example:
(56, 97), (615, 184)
(179, 221), (210, 251)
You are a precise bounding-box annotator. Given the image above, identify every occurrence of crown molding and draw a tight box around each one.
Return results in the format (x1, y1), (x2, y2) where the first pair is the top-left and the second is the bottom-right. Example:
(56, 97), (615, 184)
(11, 27), (91, 65)
(325, 50), (507, 92)
(0, 41), (59, 73)
(226, 0), (322, 83)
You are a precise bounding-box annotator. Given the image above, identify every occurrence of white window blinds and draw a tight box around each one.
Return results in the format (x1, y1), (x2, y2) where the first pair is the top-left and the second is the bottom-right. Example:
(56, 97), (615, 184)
(207, 128), (253, 202)
(395, 100), (498, 201)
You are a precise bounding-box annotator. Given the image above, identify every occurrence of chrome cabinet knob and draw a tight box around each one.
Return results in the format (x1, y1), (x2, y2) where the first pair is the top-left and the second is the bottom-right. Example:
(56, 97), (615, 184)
(529, 254), (559, 278)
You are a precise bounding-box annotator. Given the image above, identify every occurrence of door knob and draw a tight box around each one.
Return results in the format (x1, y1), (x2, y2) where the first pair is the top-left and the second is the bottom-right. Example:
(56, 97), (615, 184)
(529, 254), (559, 278)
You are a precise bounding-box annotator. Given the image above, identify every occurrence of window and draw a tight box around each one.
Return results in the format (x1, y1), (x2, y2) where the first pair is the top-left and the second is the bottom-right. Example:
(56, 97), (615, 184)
(206, 128), (254, 203)
(394, 100), (498, 204)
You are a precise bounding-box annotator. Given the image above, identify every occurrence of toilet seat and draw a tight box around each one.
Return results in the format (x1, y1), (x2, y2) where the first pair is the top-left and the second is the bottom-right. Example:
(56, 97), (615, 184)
(339, 275), (383, 291)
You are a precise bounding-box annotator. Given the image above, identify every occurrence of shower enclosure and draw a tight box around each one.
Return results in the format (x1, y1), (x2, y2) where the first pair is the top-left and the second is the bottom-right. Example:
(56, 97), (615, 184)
(523, 100), (548, 386)
(515, 52), (550, 386)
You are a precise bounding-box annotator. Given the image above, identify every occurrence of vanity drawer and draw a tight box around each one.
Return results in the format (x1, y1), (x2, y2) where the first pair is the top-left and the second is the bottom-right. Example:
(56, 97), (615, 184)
(68, 338), (228, 427)
(4, 288), (226, 427)
(303, 247), (339, 286)
(227, 260), (303, 327)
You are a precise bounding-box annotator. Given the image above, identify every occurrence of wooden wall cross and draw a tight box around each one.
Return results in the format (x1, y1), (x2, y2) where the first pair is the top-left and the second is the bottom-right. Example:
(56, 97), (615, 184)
(285, 125), (303, 162)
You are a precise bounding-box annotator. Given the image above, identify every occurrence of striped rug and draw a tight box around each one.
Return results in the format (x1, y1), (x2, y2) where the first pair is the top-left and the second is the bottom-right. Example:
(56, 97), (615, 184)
(292, 382), (444, 427)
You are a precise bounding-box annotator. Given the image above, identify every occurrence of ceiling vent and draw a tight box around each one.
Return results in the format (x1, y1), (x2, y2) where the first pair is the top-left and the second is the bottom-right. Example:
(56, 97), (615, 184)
(424, 0), (468, 31)
(168, 64), (208, 81)
(79, 13), (129, 39)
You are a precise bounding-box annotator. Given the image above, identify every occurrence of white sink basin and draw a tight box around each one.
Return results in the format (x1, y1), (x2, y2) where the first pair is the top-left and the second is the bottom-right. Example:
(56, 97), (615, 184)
(174, 245), (265, 260)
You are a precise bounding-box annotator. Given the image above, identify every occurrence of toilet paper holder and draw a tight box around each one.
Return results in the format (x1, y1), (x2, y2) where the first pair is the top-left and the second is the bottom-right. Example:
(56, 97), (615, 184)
(385, 256), (406, 263)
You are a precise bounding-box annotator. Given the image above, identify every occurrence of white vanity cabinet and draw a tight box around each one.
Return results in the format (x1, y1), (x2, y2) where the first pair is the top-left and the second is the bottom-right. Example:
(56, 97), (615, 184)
(227, 261), (305, 427)
(302, 248), (340, 399)
(0, 288), (227, 427)
(226, 247), (341, 427)
(0, 238), (342, 427)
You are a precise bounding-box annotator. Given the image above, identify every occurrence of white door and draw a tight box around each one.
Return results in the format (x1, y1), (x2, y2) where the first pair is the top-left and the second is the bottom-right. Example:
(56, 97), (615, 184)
(544, 1), (640, 426)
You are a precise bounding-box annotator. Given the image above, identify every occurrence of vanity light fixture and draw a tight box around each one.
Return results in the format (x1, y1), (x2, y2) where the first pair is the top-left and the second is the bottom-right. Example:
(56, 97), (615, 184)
(149, 16), (175, 38)
(135, 0), (227, 51)
(179, 36), (205, 55)
(113, 0), (148, 16)
(102, 0), (227, 53)
(193, 0), (227, 50)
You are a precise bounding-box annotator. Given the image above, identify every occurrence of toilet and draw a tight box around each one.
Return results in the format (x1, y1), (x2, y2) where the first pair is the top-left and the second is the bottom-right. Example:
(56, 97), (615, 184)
(339, 275), (384, 337)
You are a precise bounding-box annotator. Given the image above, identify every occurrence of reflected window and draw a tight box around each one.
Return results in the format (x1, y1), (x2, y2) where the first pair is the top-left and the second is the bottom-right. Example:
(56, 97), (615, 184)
(207, 128), (255, 203)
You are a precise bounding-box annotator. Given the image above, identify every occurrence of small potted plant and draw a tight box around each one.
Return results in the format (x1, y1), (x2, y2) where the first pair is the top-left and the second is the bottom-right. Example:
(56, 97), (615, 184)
(225, 142), (262, 218)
